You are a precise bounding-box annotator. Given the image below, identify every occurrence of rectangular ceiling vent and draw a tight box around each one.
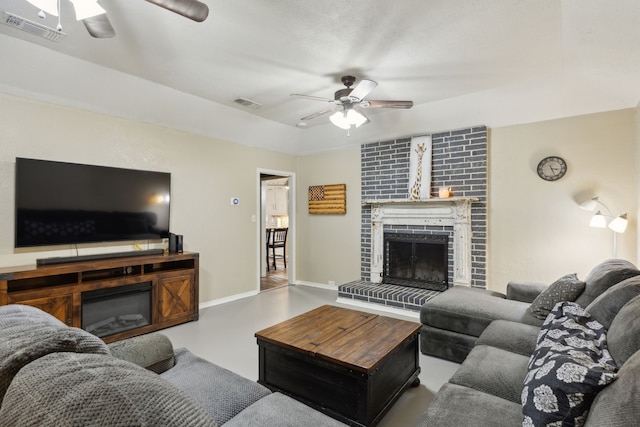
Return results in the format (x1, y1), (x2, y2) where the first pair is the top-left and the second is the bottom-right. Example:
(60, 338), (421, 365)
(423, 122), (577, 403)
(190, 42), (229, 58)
(233, 97), (262, 109)
(1, 11), (66, 42)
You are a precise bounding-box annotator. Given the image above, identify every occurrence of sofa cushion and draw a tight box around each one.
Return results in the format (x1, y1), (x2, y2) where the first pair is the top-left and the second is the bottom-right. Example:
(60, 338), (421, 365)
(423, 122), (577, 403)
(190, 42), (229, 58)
(0, 304), (109, 403)
(606, 295), (640, 366)
(421, 286), (542, 338)
(584, 349), (640, 427)
(528, 273), (585, 320)
(449, 345), (530, 403)
(506, 281), (548, 303)
(108, 332), (176, 374)
(161, 348), (271, 425)
(522, 302), (618, 427)
(585, 275), (640, 329)
(420, 324), (479, 363)
(224, 392), (347, 427)
(574, 259), (639, 307)
(0, 303), (65, 327)
(416, 383), (524, 427)
(475, 320), (540, 356)
(0, 352), (218, 427)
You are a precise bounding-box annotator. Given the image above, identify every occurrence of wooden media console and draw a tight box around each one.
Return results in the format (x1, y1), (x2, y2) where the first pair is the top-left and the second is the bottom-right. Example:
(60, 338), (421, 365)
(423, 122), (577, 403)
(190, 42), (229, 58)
(0, 251), (199, 343)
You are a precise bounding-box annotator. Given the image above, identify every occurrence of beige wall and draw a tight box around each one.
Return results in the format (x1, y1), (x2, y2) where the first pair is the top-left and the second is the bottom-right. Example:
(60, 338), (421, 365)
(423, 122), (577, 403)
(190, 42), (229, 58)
(488, 109), (637, 292)
(295, 149), (362, 287)
(2, 92), (638, 302)
(0, 93), (297, 303)
(637, 102), (640, 259)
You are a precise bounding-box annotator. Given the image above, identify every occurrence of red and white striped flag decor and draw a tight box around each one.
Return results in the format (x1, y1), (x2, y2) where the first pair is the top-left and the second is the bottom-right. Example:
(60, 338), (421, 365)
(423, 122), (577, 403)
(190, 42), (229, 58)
(308, 184), (346, 214)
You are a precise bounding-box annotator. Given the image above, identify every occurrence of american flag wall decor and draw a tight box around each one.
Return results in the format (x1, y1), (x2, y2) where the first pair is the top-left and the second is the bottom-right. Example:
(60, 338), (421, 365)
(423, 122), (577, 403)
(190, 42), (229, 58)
(308, 184), (346, 214)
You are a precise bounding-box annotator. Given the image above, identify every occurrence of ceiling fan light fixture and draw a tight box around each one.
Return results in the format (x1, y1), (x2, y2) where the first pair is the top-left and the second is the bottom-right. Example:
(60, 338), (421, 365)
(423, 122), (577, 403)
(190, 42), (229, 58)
(69, 0), (106, 20)
(329, 105), (368, 130)
(347, 108), (367, 128)
(329, 110), (350, 130)
(26, 0), (59, 16)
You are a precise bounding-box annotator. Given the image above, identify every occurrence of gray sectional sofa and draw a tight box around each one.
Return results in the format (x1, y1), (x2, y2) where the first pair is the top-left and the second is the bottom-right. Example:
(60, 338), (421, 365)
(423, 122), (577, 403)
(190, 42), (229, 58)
(0, 304), (346, 426)
(420, 259), (640, 363)
(417, 259), (640, 426)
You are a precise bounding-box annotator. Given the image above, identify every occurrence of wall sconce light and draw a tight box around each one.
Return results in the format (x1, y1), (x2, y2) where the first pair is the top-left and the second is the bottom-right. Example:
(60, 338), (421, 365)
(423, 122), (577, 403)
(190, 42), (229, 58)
(589, 211), (608, 228)
(579, 195), (628, 257)
(608, 213), (628, 233)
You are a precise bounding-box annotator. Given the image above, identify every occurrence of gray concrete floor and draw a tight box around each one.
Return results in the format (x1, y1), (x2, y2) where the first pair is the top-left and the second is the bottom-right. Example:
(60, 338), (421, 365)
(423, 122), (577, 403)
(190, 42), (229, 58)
(161, 285), (459, 427)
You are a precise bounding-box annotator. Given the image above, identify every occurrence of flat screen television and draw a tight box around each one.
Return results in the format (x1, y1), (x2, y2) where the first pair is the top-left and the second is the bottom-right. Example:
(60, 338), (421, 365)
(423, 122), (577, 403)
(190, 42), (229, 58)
(15, 158), (171, 248)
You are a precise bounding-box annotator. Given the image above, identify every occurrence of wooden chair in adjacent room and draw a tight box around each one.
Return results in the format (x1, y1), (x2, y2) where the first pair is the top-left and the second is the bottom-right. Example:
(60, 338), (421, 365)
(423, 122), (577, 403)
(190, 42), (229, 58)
(268, 227), (288, 270)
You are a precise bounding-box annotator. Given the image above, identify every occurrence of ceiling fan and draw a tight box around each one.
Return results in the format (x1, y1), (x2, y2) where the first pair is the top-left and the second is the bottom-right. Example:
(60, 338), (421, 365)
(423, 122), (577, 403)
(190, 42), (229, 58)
(24, 0), (209, 39)
(291, 75), (413, 133)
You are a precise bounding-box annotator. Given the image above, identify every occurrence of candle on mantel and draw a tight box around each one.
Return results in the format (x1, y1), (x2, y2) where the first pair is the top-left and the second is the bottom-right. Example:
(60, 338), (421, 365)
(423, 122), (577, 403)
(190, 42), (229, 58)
(438, 187), (452, 198)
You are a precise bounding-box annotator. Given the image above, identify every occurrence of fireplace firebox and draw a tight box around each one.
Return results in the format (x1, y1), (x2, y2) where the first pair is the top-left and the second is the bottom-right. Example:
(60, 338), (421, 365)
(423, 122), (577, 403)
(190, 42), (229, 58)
(81, 282), (152, 338)
(383, 233), (448, 291)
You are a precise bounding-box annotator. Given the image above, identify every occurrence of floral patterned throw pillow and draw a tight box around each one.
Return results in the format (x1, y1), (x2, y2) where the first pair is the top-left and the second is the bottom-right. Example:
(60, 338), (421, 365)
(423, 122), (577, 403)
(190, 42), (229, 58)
(522, 302), (618, 427)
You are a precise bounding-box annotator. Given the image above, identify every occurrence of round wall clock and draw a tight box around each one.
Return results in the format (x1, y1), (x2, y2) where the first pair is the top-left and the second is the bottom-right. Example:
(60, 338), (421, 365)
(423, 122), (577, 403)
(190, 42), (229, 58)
(537, 156), (567, 181)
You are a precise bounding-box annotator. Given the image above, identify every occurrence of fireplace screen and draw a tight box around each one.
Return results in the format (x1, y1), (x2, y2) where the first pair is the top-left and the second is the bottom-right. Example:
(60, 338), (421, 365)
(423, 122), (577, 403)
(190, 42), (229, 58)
(383, 233), (448, 291)
(81, 282), (151, 338)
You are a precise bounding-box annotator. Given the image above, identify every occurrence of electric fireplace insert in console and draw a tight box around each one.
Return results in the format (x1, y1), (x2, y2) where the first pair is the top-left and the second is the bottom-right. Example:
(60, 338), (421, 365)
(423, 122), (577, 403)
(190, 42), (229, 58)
(81, 282), (152, 338)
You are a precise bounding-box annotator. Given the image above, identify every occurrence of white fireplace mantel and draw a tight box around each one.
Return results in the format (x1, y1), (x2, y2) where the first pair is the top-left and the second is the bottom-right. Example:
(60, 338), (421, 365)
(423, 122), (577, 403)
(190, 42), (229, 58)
(362, 198), (479, 286)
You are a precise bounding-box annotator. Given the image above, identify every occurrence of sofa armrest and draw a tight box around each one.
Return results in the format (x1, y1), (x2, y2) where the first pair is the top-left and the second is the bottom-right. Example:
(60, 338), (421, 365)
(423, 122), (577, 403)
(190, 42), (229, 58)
(506, 281), (548, 303)
(108, 333), (175, 374)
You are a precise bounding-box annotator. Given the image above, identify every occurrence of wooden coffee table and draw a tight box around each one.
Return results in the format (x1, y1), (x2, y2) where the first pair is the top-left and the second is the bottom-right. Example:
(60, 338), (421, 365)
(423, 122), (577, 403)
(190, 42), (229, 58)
(255, 305), (421, 427)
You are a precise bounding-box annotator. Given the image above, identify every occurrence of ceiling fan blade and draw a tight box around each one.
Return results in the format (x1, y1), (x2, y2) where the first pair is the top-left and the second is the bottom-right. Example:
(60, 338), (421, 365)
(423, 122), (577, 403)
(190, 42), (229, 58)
(348, 79), (378, 101)
(83, 14), (116, 38)
(145, 0), (209, 22)
(361, 100), (414, 109)
(300, 107), (336, 121)
(290, 94), (334, 103)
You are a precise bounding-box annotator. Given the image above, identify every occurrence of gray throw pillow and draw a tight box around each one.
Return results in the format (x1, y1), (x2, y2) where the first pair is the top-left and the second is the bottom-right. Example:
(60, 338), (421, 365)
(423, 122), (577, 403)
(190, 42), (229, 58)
(0, 352), (218, 427)
(529, 273), (586, 320)
(0, 305), (110, 403)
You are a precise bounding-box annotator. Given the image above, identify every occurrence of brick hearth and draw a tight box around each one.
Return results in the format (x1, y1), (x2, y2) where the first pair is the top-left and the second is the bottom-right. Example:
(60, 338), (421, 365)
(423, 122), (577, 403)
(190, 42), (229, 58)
(338, 281), (441, 312)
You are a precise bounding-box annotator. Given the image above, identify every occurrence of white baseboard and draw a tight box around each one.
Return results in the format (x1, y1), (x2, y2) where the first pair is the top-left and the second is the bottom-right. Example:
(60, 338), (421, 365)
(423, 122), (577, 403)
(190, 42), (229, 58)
(293, 280), (338, 290)
(199, 290), (259, 310)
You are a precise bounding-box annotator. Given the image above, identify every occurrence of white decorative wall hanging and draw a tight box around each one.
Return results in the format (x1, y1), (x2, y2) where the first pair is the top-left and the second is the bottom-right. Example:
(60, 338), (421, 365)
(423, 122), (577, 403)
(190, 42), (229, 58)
(408, 135), (432, 200)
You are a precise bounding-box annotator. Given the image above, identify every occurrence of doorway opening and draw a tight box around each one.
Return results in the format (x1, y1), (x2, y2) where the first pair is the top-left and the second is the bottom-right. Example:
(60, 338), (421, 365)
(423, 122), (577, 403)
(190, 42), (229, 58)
(259, 171), (293, 291)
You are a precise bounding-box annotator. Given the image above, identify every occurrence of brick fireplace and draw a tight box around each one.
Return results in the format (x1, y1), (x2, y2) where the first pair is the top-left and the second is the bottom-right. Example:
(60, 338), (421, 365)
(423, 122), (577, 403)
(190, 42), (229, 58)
(384, 231), (449, 291)
(338, 126), (487, 312)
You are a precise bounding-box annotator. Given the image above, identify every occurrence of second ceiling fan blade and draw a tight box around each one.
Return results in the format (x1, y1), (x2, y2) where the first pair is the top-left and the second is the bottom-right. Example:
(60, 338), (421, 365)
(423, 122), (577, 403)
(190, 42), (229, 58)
(290, 94), (334, 103)
(145, 0), (209, 22)
(361, 100), (414, 109)
(300, 107), (336, 121)
(83, 14), (116, 38)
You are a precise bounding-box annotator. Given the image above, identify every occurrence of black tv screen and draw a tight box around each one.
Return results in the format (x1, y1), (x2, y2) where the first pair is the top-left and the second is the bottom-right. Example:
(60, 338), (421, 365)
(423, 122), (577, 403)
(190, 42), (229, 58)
(15, 158), (171, 248)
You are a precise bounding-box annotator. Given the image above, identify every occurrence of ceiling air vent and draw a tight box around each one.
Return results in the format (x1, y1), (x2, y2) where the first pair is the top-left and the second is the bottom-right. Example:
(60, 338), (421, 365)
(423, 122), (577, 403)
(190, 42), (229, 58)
(233, 97), (262, 109)
(1, 11), (66, 42)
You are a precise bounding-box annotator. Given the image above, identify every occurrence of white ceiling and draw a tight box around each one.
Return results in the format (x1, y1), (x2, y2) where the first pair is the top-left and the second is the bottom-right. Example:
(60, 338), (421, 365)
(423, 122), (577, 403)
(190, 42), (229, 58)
(0, 0), (639, 155)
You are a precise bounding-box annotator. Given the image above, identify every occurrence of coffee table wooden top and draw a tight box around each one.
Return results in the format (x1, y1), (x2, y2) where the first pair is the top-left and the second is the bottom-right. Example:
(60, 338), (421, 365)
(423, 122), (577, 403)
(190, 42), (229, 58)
(255, 305), (421, 373)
